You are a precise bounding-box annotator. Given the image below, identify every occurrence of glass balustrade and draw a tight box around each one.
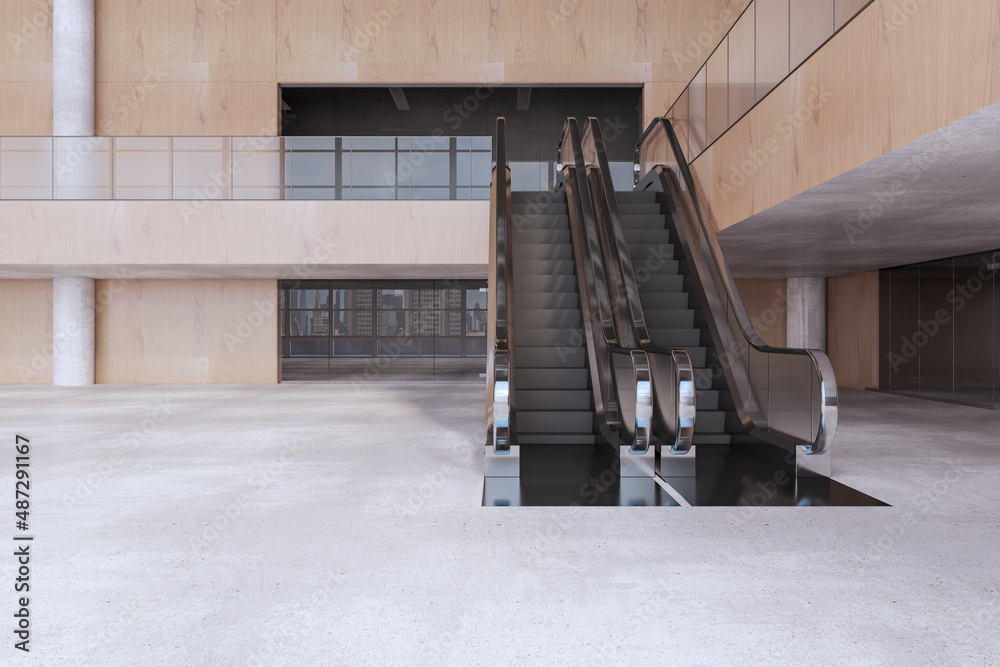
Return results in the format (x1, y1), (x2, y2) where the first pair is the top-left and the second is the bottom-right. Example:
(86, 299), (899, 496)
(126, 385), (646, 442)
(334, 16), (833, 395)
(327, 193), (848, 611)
(664, 0), (874, 162)
(0, 135), (504, 201)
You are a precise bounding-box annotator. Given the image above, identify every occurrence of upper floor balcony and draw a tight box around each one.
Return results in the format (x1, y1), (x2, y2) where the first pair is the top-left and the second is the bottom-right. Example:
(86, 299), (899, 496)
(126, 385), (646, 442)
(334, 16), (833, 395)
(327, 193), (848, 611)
(0, 134), (634, 202)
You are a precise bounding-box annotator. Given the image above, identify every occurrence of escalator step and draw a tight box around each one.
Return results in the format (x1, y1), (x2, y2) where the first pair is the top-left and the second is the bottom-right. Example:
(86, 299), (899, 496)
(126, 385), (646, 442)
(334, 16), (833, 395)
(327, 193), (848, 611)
(515, 229), (571, 245)
(515, 389), (591, 410)
(516, 259), (576, 275)
(632, 292), (687, 309)
(515, 367), (589, 389)
(620, 215), (668, 229)
(517, 410), (594, 433)
(514, 243), (574, 261)
(517, 434), (597, 445)
(513, 274), (578, 293)
(628, 243), (674, 259)
(695, 389), (720, 410)
(649, 328), (701, 346)
(642, 309), (695, 328)
(692, 434), (732, 445)
(614, 191), (657, 203)
(618, 203), (662, 215)
(513, 308), (581, 329)
(511, 214), (570, 231)
(626, 230), (674, 244)
(513, 291), (579, 309)
(511, 204), (568, 216)
(515, 327), (585, 346)
(694, 410), (727, 433)
(515, 346), (585, 368)
(638, 275), (685, 292)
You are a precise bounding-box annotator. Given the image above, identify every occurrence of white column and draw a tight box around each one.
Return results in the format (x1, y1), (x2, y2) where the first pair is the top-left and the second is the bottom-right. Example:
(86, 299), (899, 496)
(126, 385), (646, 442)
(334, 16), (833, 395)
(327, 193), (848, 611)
(786, 277), (827, 350)
(53, 0), (95, 136)
(52, 1), (96, 385)
(53, 278), (96, 386)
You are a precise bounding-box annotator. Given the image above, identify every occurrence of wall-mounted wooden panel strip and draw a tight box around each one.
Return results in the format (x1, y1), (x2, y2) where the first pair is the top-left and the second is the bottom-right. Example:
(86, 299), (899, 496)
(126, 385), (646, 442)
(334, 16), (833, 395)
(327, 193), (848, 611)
(0, 280), (53, 384)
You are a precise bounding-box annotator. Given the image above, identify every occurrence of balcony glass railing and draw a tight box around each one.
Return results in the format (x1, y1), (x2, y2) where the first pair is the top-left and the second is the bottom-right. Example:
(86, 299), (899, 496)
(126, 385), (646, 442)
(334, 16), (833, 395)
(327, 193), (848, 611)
(0, 135), (636, 201)
(666, 0), (873, 162)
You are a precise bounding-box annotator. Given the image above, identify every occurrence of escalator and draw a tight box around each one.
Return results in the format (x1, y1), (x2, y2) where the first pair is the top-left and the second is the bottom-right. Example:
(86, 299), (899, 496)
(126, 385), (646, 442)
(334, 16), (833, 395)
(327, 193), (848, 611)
(485, 115), (842, 506)
(485, 118), (693, 506)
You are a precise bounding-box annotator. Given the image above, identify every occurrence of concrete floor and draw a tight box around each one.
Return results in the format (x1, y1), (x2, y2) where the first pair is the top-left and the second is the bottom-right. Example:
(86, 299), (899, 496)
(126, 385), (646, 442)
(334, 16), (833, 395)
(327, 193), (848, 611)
(0, 384), (997, 665)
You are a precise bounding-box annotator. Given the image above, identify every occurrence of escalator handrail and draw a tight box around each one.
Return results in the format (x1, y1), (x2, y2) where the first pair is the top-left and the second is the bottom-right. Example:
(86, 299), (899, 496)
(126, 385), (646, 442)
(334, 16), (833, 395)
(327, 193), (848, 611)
(633, 117), (837, 455)
(558, 118), (620, 348)
(582, 117), (653, 348)
(488, 117), (515, 453)
(562, 117), (697, 455)
(494, 118), (510, 349)
(580, 118), (693, 454)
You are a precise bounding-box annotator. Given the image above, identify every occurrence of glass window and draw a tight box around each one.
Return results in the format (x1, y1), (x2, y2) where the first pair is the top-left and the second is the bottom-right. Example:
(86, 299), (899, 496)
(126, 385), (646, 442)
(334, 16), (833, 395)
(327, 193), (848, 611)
(756, 0), (791, 101)
(409, 152), (450, 187)
(466, 288), (488, 310)
(289, 289), (329, 309)
(688, 65), (709, 157)
(54, 137), (112, 199)
(352, 152), (396, 187)
(2, 137), (53, 199)
(836, 0), (869, 29)
(290, 339), (330, 356)
(332, 310), (373, 336)
(286, 151), (336, 187)
(729, 5), (756, 125)
(706, 38), (729, 146)
(290, 311), (329, 336)
(791, 0), (835, 69)
(380, 289), (407, 309)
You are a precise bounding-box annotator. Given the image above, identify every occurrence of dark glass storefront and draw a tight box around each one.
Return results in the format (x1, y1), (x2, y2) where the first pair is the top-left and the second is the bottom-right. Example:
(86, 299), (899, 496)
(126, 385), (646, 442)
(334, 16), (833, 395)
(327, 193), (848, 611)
(281, 280), (487, 382)
(879, 249), (1000, 408)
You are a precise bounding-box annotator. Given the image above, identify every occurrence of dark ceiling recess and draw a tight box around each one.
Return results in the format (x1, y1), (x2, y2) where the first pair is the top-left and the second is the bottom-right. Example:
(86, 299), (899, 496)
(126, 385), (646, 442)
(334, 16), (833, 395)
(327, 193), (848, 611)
(279, 86), (643, 162)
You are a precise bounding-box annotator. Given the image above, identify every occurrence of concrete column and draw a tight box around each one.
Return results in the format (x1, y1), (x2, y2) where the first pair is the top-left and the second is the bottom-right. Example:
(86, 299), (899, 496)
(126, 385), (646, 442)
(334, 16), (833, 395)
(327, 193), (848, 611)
(786, 277), (827, 351)
(53, 278), (96, 386)
(53, 0), (95, 136)
(52, 1), (96, 385)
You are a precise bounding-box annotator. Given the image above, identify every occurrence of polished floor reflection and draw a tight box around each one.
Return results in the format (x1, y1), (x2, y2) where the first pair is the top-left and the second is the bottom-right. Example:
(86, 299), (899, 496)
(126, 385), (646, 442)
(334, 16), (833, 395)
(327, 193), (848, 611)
(484, 443), (886, 507)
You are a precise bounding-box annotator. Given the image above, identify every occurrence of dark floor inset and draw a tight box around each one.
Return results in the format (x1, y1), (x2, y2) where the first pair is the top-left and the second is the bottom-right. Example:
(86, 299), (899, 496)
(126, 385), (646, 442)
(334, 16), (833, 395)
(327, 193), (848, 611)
(282, 357), (486, 382)
(483, 443), (887, 507)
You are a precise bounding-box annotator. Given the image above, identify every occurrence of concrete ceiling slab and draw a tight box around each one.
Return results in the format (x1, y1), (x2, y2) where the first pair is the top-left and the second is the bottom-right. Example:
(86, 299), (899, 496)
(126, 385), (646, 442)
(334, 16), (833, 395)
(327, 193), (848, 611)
(718, 100), (1000, 278)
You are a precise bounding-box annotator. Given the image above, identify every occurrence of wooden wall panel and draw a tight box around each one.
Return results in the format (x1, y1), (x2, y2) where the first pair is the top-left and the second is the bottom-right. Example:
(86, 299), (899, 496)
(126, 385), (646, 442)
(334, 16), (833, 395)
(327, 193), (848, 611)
(735, 278), (787, 347)
(0, 0), (53, 135)
(827, 271), (879, 390)
(362, 0), (501, 64)
(95, 0), (278, 135)
(95, 279), (278, 384)
(689, 0), (1000, 232)
(0, 280), (53, 384)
